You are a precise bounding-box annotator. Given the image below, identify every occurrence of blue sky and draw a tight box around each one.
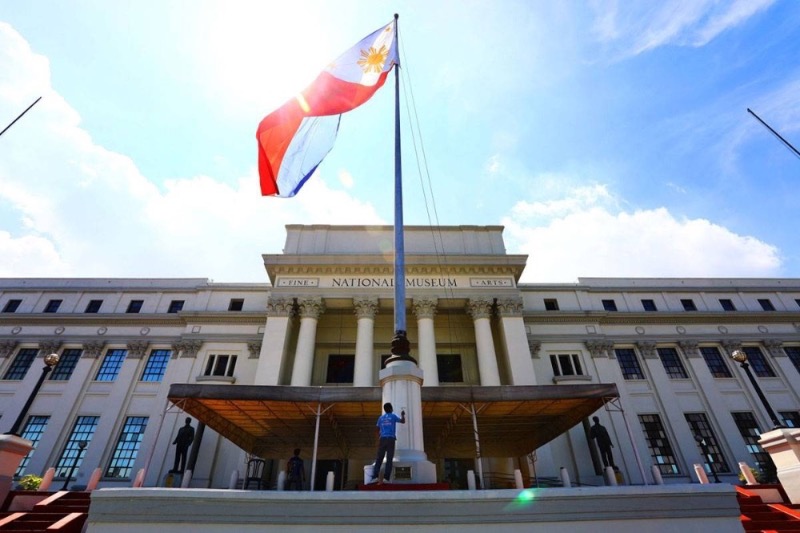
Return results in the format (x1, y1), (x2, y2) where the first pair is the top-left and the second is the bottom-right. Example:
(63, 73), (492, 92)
(1, 1), (798, 283)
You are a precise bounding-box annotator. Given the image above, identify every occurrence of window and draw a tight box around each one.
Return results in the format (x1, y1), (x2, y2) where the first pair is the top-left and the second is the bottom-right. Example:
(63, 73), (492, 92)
(742, 346), (776, 378)
(106, 416), (149, 479)
(641, 299), (657, 312)
(758, 298), (776, 311)
(780, 411), (800, 428)
(95, 349), (127, 381)
(550, 353), (584, 377)
(203, 354), (237, 377)
(140, 350), (171, 382)
(126, 300), (143, 313)
(15, 416), (50, 477)
(699, 347), (732, 378)
(325, 354), (354, 384)
(680, 299), (697, 311)
(719, 299), (736, 311)
(615, 348), (645, 380)
(638, 414), (680, 475)
(785, 347), (800, 375)
(49, 349), (82, 381)
(657, 348), (688, 379)
(55, 416), (98, 479)
(228, 298), (244, 311)
(167, 300), (185, 313)
(3, 348), (38, 380)
(732, 412), (776, 478)
(43, 299), (62, 313)
(544, 299), (559, 311)
(84, 299), (103, 313)
(602, 299), (618, 312)
(2, 299), (21, 313)
(437, 354), (464, 383)
(685, 413), (730, 473)
(796, 299), (800, 309)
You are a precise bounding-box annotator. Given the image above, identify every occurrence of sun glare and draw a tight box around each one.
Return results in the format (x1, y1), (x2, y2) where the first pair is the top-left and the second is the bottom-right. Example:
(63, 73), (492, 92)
(191, 4), (333, 115)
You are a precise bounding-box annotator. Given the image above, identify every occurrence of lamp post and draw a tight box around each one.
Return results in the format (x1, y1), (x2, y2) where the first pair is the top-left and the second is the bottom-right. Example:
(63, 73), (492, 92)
(730, 349), (784, 429)
(694, 434), (720, 483)
(6, 353), (60, 436)
(61, 440), (87, 491)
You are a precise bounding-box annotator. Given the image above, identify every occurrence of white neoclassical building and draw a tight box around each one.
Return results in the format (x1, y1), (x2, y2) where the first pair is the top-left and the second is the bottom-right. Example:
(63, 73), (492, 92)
(1, 224), (799, 493)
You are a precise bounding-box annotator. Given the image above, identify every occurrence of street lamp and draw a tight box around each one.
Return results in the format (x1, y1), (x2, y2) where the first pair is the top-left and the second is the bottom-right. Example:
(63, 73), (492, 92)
(694, 434), (720, 483)
(61, 440), (87, 491)
(6, 353), (60, 436)
(730, 349), (784, 429)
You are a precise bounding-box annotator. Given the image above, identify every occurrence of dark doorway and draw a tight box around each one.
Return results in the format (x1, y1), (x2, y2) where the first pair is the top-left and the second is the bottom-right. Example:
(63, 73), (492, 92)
(443, 458), (473, 489)
(313, 459), (344, 491)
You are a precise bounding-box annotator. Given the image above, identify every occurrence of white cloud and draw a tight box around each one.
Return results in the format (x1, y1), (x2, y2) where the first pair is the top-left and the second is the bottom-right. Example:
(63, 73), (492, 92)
(0, 232), (69, 276)
(591, 0), (775, 58)
(0, 23), (384, 282)
(337, 169), (355, 188)
(503, 185), (781, 282)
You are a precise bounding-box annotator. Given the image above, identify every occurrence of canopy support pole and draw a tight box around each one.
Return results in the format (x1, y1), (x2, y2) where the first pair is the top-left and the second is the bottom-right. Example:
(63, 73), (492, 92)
(605, 397), (648, 485)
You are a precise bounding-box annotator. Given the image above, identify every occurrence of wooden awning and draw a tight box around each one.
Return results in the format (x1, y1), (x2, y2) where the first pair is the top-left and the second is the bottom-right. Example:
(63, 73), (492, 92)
(168, 383), (618, 460)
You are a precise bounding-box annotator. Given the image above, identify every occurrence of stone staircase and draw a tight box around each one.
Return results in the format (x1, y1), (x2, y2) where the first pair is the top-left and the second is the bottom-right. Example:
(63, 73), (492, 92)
(0, 491), (89, 532)
(738, 485), (800, 533)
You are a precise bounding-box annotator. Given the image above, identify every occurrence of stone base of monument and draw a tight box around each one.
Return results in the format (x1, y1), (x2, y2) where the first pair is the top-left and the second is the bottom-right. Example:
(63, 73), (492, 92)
(759, 426), (800, 504)
(364, 449), (437, 485)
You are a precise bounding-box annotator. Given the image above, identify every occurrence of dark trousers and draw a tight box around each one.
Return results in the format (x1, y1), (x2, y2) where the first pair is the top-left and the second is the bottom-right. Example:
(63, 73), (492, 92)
(372, 437), (397, 481)
(285, 477), (303, 491)
(599, 446), (615, 468)
(173, 446), (189, 472)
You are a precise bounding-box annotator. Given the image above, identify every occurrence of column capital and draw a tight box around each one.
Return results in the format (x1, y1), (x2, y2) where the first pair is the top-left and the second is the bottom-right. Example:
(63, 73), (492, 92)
(267, 297), (295, 317)
(528, 340), (542, 359)
(763, 339), (785, 357)
(248, 342), (262, 359)
(466, 298), (493, 320)
(678, 340), (700, 359)
(38, 340), (62, 356)
(127, 341), (149, 359)
(82, 341), (105, 359)
(636, 341), (658, 359)
(496, 297), (523, 317)
(721, 340), (742, 356)
(0, 340), (18, 358)
(172, 340), (203, 359)
(353, 296), (379, 319)
(585, 340), (613, 358)
(298, 297), (325, 319)
(412, 298), (438, 320)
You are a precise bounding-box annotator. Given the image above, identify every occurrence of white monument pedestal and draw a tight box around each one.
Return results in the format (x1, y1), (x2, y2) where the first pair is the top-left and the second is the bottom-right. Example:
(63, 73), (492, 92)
(365, 359), (437, 484)
(759, 427), (800, 504)
(0, 434), (34, 505)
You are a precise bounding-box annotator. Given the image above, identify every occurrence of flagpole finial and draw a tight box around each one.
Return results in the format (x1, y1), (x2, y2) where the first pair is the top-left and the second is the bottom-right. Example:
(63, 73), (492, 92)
(394, 13), (399, 20)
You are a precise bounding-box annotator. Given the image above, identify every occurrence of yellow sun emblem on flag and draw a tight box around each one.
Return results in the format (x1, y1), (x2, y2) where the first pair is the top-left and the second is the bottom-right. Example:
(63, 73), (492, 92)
(357, 45), (389, 74)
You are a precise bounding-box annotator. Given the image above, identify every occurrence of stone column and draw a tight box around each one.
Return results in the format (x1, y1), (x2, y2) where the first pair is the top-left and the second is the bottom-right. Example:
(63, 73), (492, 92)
(255, 297), (294, 385)
(467, 298), (501, 386)
(496, 297), (537, 385)
(413, 298), (439, 386)
(290, 297), (325, 386)
(353, 297), (378, 387)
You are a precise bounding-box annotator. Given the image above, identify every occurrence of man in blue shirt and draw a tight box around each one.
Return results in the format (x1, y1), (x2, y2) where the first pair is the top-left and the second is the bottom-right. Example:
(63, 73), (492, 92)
(368, 402), (406, 484)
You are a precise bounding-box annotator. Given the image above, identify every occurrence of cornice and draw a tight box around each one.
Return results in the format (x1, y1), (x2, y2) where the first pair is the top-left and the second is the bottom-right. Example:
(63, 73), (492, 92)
(523, 311), (800, 326)
(267, 263), (523, 277)
(0, 312), (268, 327)
(525, 333), (800, 345)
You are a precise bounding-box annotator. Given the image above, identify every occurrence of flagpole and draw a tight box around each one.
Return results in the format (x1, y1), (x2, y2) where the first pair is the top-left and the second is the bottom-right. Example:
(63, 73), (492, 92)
(0, 96), (41, 138)
(389, 13), (413, 362)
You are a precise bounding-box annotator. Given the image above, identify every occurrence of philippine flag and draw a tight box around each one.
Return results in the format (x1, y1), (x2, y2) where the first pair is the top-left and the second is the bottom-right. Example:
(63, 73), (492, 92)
(257, 20), (398, 197)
